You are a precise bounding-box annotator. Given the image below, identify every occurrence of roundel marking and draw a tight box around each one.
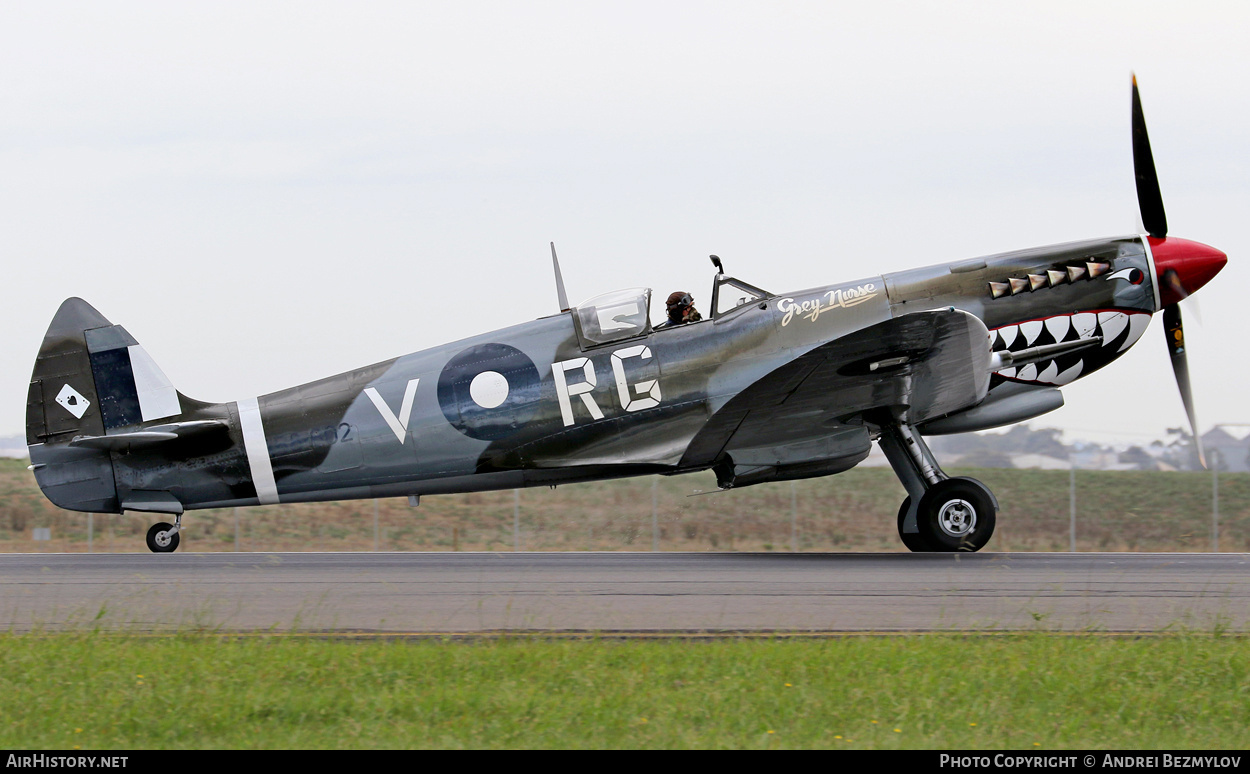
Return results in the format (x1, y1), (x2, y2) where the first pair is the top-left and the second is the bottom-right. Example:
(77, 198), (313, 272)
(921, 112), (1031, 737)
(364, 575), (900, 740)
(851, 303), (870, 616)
(437, 343), (542, 441)
(469, 370), (509, 408)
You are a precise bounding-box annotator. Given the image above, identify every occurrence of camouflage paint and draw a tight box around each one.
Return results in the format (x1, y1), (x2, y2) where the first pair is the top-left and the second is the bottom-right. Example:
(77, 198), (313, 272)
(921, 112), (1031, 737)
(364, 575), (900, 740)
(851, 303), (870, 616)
(26, 235), (1159, 516)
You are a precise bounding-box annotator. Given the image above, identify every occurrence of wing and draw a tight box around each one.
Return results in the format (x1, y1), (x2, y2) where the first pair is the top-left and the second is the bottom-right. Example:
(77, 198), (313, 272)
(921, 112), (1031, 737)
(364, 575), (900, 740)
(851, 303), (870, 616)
(681, 308), (992, 468)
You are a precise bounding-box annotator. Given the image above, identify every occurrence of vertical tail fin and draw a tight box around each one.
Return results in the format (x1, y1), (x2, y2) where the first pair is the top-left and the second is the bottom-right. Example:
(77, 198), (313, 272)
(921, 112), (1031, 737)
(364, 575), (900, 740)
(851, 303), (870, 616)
(28, 298), (111, 445)
(28, 297), (183, 447)
(27, 297), (186, 513)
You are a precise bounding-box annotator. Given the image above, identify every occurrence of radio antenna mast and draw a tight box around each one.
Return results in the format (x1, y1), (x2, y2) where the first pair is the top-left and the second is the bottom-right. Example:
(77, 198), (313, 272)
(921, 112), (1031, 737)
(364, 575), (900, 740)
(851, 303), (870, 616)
(551, 242), (570, 312)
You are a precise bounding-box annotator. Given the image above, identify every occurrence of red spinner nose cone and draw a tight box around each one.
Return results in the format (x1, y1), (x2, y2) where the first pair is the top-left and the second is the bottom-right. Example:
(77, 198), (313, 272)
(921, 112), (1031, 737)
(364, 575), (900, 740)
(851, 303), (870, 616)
(1149, 236), (1227, 307)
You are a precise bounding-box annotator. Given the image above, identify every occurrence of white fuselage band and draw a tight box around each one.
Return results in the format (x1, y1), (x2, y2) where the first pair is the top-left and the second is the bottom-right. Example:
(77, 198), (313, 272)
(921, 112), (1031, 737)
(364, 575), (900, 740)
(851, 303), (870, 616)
(237, 397), (279, 505)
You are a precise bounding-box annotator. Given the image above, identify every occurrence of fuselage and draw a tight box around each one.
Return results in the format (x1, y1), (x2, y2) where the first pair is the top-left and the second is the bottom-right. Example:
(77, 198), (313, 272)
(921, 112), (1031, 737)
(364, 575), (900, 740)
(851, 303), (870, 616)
(28, 233), (1211, 515)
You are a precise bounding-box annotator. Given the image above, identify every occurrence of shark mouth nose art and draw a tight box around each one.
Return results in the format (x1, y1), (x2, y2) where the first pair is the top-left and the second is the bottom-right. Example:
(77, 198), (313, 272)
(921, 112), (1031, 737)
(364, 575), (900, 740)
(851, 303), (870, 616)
(990, 310), (1150, 385)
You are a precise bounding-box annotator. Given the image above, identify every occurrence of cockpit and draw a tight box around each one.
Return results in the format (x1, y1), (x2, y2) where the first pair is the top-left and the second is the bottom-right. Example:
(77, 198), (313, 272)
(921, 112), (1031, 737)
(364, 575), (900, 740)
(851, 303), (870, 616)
(569, 258), (771, 349)
(572, 288), (652, 347)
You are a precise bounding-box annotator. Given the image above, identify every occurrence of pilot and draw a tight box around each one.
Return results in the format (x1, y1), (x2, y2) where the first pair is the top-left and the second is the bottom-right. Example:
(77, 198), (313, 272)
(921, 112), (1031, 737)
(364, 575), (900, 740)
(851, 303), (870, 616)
(656, 291), (702, 329)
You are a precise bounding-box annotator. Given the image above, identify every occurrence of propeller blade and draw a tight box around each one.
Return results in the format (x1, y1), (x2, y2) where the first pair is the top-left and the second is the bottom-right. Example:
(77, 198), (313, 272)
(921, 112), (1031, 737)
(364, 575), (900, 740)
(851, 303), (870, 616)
(1132, 75), (1168, 239)
(1162, 268), (1190, 302)
(1162, 304), (1205, 468)
(1162, 268), (1205, 324)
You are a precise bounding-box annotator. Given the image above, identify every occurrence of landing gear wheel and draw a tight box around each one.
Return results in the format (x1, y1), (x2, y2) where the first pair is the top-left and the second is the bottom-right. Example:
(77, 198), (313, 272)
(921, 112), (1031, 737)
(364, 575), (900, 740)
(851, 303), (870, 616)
(146, 522), (180, 553)
(917, 478), (996, 552)
(896, 496), (933, 552)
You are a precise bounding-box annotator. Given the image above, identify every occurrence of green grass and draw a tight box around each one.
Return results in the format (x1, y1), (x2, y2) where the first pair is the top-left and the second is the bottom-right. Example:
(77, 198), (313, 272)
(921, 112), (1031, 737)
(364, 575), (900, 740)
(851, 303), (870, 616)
(2, 633), (1247, 749)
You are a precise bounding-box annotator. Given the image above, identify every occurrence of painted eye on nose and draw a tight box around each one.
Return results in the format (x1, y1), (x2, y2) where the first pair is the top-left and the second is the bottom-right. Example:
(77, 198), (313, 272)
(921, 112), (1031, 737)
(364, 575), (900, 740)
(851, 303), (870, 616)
(1106, 267), (1144, 285)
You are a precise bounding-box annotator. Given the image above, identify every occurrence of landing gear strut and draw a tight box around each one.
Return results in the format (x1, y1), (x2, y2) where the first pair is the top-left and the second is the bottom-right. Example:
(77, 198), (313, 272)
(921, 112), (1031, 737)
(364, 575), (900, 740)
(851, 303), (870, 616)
(878, 415), (997, 552)
(145, 514), (182, 553)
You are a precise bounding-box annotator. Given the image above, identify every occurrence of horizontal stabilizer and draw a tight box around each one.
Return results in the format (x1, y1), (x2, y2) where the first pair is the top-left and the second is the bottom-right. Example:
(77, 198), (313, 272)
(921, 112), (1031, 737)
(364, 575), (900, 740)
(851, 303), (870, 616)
(68, 420), (227, 450)
(70, 432), (177, 449)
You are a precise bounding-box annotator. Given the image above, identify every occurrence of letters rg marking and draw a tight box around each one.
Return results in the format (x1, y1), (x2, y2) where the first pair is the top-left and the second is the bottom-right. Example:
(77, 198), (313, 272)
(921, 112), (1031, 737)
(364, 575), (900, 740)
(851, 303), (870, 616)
(554, 346), (662, 427)
(552, 357), (604, 427)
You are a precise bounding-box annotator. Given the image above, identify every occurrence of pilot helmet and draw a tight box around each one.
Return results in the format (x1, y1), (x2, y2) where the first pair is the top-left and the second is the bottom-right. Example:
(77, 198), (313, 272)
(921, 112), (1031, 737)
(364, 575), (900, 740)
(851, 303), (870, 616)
(666, 291), (694, 310)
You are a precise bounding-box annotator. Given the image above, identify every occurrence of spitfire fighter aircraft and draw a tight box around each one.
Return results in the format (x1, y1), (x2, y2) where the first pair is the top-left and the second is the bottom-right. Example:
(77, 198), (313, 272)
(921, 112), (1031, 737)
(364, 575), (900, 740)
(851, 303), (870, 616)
(26, 80), (1226, 553)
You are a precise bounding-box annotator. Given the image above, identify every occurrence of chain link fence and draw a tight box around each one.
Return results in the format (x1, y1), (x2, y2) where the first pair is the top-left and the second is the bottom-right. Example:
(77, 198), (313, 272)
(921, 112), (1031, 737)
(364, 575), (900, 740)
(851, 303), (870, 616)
(2, 459), (1246, 553)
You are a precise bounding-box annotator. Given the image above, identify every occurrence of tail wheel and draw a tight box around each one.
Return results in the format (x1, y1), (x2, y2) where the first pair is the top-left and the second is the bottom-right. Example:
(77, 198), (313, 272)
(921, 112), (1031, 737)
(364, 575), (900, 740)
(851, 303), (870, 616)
(896, 496), (934, 552)
(917, 477), (996, 552)
(146, 522), (180, 553)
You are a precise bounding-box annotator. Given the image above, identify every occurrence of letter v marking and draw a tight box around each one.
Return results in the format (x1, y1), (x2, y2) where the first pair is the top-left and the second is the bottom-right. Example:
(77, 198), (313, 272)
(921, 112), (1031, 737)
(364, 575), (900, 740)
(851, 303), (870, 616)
(364, 378), (420, 444)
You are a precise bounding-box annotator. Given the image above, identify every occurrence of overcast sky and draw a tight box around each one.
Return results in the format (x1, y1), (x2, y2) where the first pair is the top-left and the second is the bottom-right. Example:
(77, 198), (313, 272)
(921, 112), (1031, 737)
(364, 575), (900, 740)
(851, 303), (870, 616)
(3, 1), (1248, 446)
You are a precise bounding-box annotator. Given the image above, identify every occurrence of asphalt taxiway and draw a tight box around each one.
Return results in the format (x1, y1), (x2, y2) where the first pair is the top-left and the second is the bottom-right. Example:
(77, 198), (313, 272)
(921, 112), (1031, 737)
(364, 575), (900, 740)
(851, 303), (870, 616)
(1, 552), (1246, 633)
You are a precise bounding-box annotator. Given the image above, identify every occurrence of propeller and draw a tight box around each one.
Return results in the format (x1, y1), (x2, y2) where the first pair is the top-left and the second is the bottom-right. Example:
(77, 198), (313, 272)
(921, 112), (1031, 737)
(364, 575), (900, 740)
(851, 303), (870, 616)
(1132, 75), (1168, 240)
(1162, 304), (1206, 468)
(1133, 75), (1207, 468)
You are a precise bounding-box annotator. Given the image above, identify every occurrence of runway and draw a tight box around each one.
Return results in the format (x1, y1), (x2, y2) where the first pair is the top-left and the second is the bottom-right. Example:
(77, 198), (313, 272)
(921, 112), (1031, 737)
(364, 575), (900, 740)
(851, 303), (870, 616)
(1, 552), (1246, 634)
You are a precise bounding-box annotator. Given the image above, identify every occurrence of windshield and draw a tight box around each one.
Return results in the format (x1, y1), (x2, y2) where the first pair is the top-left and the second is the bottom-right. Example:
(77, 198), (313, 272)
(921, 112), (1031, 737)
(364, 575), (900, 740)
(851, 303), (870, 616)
(573, 288), (652, 346)
(712, 276), (770, 317)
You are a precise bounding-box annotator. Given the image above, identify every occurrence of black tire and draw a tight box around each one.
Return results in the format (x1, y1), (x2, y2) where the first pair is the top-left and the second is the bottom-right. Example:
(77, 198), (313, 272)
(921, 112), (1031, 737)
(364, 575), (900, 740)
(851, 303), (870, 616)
(146, 522), (180, 553)
(896, 496), (934, 552)
(916, 477), (996, 552)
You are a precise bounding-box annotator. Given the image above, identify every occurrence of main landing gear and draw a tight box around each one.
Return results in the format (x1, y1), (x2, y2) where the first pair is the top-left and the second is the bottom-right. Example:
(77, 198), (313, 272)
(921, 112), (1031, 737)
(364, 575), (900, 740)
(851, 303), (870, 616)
(145, 514), (182, 553)
(878, 417), (997, 552)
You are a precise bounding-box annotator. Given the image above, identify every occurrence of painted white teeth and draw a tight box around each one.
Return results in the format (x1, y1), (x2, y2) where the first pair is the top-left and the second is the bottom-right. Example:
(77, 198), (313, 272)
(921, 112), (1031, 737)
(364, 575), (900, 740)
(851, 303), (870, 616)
(1045, 316), (1070, 342)
(1120, 313), (1151, 353)
(998, 357), (1083, 385)
(1072, 312), (1097, 339)
(1020, 320), (1043, 346)
(994, 313), (1097, 355)
(996, 356), (1083, 385)
(1098, 312), (1127, 346)
(992, 311), (1149, 384)
(1054, 359), (1084, 385)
